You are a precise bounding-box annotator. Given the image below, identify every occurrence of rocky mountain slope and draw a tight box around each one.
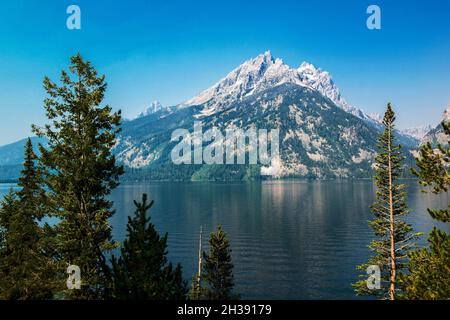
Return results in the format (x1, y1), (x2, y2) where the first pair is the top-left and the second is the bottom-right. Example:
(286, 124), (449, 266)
(421, 101), (450, 146)
(401, 125), (433, 140)
(114, 52), (420, 180)
(0, 52), (422, 181)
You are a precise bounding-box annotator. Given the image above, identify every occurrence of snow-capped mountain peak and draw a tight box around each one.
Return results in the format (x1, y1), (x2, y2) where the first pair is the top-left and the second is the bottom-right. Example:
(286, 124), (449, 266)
(298, 61), (315, 71)
(182, 51), (379, 125)
(296, 61), (383, 125)
(137, 100), (164, 118)
(297, 61), (347, 108)
(182, 50), (294, 110)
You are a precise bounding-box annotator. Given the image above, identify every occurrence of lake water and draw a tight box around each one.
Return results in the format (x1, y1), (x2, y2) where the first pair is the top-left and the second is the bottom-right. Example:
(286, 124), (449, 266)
(1, 180), (449, 299)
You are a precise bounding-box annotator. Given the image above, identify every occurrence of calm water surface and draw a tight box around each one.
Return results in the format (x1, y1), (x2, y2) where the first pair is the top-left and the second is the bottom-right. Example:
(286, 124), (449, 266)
(1, 181), (448, 299)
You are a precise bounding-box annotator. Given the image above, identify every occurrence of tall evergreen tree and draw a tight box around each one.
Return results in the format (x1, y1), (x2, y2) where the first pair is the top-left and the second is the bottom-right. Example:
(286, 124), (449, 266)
(0, 190), (17, 296)
(0, 215), (4, 252)
(0, 139), (53, 299)
(110, 194), (187, 300)
(32, 54), (123, 299)
(202, 226), (236, 300)
(353, 104), (420, 300)
(400, 121), (450, 299)
(0, 190), (15, 252)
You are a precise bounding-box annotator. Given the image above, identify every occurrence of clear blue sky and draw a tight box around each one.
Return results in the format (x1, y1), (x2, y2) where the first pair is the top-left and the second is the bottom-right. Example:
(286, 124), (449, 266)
(0, 0), (449, 145)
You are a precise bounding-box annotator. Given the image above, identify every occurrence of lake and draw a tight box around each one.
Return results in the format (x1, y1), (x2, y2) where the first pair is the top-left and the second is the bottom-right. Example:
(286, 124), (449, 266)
(1, 180), (449, 299)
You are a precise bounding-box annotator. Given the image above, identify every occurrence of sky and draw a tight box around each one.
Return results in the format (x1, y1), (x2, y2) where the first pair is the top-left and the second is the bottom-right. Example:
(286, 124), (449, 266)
(0, 0), (449, 145)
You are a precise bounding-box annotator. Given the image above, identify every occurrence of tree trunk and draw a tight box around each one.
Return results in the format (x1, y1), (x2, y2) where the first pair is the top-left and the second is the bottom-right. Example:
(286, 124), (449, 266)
(195, 225), (203, 299)
(387, 127), (396, 300)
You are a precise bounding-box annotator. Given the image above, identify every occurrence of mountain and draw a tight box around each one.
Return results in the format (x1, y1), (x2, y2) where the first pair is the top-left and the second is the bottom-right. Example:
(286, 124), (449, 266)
(0, 136), (46, 166)
(137, 100), (165, 118)
(114, 52), (419, 180)
(182, 51), (379, 124)
(180, 51), (416, 146)
(401, 125), (433, 140)
(0, 52), (420, 181)
(116, 82), (383, 180)
(421, 101), (450, 146)
(0, 137), (46, 182)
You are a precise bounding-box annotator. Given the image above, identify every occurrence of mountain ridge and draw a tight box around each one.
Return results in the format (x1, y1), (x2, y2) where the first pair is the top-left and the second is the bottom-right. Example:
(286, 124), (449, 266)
(0, 52), (433, 181)
(115, 81), (408, 180)
(179, 51), (381, 126)
(421, 100), (450, 146)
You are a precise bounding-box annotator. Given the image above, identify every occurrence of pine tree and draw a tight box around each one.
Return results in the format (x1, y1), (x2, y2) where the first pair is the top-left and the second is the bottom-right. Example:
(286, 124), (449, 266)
(0, 190), (17, 296)
(189, 275), (201, 300)
(202, 226), (236, 300)
(0, 139), (53, 299)
(0, 190), (15, 251)
(0, 191), (17, 253)
(0, 216), (4, 252)
(353, 104), (420, 300)
(110, 194), (187, 300)
(17, 139), (46, 220)
(32, 54), (123, 299)
(400, 121), (450, 299)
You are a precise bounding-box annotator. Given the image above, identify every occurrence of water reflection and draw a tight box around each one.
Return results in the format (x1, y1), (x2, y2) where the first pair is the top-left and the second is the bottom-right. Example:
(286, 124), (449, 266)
(1, 181), (448, 299)
(109, 181), (448, 299)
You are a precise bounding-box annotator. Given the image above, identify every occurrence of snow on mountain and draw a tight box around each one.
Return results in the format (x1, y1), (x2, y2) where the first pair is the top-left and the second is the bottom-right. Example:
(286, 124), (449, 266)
(442, 100), (450, 121)
(421, 100), (450, 145)
(400, 125), (433, 140)
(367, 112), (382, 123)
(296, 61), (348, 109)
(296, 61), (380, 124)
(183, 51), (304, 116)
(182, 51), (380, 125)
(116, 82), (385, 178)
(137, 100), (164, 118)
(113, 51), (419, 174)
